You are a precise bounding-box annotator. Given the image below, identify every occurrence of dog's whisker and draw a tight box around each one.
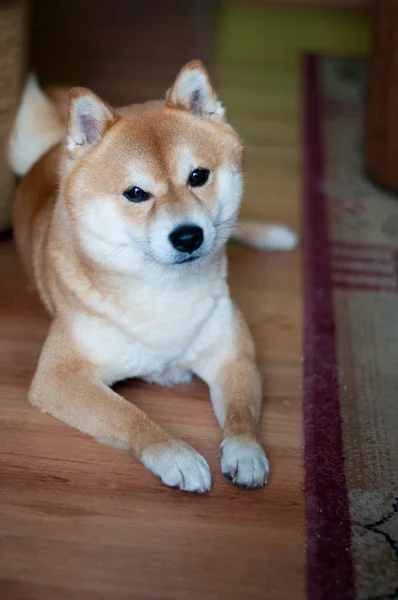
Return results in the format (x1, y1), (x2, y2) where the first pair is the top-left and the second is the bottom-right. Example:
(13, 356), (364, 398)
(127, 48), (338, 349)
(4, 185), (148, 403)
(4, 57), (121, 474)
(74, 212), (97, 219)
(96, 242), (128, 269)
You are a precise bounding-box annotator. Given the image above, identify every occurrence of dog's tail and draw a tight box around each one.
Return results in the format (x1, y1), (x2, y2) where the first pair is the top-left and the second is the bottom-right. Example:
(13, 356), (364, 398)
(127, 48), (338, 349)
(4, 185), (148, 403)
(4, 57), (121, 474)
(232, 219), (298, 251)
(7, 74), (66, 177)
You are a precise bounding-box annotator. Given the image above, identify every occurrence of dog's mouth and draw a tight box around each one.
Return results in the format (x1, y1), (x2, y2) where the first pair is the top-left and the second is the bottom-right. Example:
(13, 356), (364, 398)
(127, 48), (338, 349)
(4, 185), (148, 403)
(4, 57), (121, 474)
(174, 255), (201, 265)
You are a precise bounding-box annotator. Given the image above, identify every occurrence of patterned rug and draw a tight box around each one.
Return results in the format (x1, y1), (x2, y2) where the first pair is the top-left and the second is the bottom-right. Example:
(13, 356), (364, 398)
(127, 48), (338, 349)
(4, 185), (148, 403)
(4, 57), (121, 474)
(303, 55), (398, 600)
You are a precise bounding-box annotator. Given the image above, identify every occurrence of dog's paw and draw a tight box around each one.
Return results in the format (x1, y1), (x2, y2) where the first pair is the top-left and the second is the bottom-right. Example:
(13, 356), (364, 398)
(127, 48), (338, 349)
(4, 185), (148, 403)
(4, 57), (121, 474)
(220, 436), (269, 490)
(142, 441), (211, 493)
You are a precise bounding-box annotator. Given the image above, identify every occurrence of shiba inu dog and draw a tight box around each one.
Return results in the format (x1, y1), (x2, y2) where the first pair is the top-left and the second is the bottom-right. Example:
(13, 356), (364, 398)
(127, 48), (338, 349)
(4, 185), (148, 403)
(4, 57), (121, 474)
(8, 61), (297, 493)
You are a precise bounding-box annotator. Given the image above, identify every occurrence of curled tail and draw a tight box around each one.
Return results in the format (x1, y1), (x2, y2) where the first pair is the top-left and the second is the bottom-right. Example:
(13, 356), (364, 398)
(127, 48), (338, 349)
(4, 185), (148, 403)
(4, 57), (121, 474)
(7, 74), (66, 177)
(232, 219), (298, 251)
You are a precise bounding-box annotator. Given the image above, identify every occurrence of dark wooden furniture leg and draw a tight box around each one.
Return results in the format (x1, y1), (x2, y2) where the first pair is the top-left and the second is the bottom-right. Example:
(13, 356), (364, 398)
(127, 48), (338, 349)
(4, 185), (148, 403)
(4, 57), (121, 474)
(365, 0), (398, 193)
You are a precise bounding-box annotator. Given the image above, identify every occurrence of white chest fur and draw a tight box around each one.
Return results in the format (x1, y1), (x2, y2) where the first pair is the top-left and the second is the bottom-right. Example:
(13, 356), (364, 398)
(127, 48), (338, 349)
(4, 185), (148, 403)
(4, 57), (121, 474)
(69, 266), (230, 384)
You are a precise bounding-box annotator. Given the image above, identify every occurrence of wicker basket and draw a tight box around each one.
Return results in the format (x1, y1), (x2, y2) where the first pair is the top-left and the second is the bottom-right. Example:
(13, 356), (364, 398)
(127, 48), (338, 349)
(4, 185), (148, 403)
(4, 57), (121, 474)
(364, 0), (398, 193)
(0, 1), (27, 232)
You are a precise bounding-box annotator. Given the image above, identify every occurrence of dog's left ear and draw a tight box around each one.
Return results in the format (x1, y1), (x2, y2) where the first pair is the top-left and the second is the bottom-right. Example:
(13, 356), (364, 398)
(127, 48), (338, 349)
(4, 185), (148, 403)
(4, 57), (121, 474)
(166, 60), (225, 123)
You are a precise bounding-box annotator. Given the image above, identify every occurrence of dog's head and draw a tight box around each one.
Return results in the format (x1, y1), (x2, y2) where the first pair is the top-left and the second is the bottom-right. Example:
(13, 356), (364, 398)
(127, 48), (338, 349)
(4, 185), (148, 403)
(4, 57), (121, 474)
(63, 61), (244, 275)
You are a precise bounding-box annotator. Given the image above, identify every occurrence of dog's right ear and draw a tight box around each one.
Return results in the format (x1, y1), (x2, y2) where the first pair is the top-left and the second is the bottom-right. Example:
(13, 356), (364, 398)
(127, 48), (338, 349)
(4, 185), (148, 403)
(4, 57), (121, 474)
(67, 88), (117, 153)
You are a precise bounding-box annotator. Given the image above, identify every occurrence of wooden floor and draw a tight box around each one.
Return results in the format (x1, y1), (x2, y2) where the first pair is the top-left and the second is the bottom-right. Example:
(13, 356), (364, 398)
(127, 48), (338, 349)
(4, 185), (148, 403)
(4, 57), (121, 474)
(0, 5), (370, 600)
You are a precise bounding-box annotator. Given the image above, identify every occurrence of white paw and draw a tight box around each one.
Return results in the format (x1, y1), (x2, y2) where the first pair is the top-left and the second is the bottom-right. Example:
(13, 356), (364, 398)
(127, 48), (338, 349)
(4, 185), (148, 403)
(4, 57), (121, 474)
(142, 442), (211, 493)
(220, 437), (269, 489)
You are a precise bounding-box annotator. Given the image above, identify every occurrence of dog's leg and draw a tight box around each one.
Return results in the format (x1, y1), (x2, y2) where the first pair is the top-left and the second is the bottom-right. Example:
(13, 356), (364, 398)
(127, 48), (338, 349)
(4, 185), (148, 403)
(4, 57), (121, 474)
(29, 321), (211, 493)
(195, 308), (269, 489)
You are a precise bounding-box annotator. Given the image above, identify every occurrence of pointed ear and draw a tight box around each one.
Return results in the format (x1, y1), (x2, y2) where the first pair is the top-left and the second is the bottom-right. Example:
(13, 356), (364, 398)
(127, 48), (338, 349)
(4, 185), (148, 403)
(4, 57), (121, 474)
(166, 60), (225, 122)
(67, 88), (116, 152)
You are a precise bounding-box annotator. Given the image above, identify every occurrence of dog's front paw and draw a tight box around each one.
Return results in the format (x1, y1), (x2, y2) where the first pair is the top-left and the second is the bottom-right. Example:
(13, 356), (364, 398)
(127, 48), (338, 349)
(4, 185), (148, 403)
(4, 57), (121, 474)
(220, 436), (269, 490)
(142, 441), (211, 493)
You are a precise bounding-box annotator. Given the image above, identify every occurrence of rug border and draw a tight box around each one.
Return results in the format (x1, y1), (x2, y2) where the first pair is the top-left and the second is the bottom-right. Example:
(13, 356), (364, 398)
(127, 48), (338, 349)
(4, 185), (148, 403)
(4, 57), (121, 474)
(302, 54), (356, 600)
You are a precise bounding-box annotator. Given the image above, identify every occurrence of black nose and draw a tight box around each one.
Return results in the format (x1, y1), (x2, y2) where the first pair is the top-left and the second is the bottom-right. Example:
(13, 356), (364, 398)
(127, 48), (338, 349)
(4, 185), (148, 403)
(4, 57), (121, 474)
(169, 225), (204, 254)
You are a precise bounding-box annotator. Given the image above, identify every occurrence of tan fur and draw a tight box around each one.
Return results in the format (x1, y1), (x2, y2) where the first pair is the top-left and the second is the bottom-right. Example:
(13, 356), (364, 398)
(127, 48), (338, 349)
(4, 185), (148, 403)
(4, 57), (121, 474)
(9, 61), (291, 492)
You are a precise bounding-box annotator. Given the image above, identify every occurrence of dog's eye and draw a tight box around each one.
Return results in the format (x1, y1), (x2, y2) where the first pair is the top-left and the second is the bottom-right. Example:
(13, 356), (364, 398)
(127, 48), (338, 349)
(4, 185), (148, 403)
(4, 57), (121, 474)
(123, 187), (150, 203)
(188, 168), (210, 188)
